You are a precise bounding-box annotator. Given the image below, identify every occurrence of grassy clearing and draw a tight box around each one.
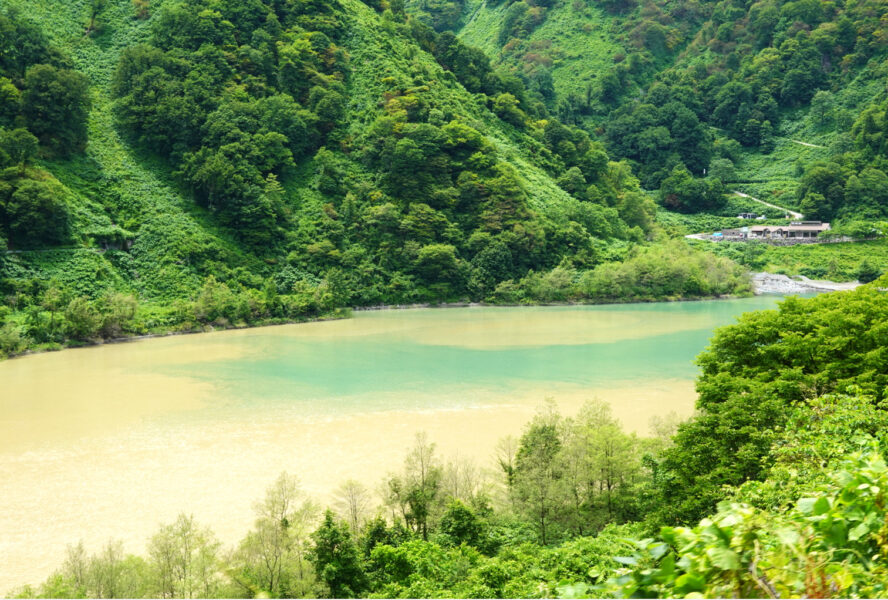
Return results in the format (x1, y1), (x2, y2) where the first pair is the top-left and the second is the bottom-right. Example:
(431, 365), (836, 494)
(457, 0), (623, 101)
(759, 238), (888, 281)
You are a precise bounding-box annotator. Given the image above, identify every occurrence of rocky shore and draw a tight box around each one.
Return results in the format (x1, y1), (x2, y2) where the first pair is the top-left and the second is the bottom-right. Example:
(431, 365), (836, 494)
(752, 272), (862, 295)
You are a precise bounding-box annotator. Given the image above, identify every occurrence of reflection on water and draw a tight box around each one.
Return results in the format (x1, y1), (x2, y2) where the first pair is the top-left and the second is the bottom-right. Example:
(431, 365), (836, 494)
(0, 298), (782, 590)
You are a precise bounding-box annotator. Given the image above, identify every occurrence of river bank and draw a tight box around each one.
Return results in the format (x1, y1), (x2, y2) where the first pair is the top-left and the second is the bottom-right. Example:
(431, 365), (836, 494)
(751, 272), (862, 295)
(1, 309), (352, 362)
(5, 269), (861, 363)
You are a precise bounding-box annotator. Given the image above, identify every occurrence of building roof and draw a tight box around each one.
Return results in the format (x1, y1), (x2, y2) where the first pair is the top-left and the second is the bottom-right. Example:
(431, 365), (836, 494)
(750, 222), (830, 233)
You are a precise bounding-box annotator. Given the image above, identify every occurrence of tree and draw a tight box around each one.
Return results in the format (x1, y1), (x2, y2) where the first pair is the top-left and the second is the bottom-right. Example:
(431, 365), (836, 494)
(233, 472), (319, 597)
(659, 164), (726, 213)
(385, 432), (443, 540)
(40, 282), (65, 337)
(440, 456), (483, 505)
(493, 93), (525, 127)
(414, 244), (462, 292)
(513, 404), (566, 544)
(438, 500), (483, 548)
(810, 90), (834, 126)
(707, 158), (735, 183)
(62, 541), (90, 597)
(22, 64), (91, 153)
(332, 480), (371, 534)
(310, 511), (368, 598)
(0, 128), (39, 174)
(97, 292), (138, 338)
(89, 540), (127, 599)
(572, 401), (642, 526)
(147, 514), (221, 598)
(2, 179), (70, 247)
(86, 0), (108, 35)
(64, 297), (101, 340)
(856, 259), (882, 283)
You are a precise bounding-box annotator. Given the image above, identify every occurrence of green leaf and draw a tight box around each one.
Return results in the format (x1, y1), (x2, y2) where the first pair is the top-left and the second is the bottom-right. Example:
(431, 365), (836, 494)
(657, 553), (676, 580)
(674, 573), (705, 594)
(813, 496), (830, 515)
(556, 583), (590, 599)
(707, 546), (740, 570)
(649, 543), (669, 560)
(798, 497), (818, 514)
(775, 527), (800, 546)
(848, 522), (870, 541)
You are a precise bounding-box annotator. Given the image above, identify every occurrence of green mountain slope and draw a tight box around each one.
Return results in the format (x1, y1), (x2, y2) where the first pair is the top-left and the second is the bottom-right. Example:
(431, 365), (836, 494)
(446, 0), (888, 220)
(3, 0), (753, 357)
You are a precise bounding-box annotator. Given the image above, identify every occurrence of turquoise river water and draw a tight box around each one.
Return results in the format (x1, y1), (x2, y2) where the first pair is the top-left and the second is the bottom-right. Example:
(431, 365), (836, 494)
(0, 297), (784, 590)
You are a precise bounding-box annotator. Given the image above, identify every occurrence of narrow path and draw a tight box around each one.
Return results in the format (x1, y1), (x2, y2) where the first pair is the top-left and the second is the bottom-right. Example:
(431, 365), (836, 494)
(1, 247), (98, 255)
(733, 191), (804, 219)
(790, 139), (825, 149)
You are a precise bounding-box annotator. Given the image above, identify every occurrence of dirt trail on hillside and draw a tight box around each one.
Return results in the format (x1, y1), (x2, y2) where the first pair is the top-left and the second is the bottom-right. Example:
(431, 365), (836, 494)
(733, 191), (804, 219)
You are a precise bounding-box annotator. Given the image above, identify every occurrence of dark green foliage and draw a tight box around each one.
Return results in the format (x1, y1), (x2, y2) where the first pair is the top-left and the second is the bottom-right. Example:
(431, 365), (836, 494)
(310, 512), (368, 598)
(659, 164), (726, 213)
(438, 500), (484, 548)
(406, 0), (466, 32)
(606, 96), (712, 187)
(0, 7), (64, 77)
(0, 178), (70, 247)
(651, 283), (888, 525)
(113, 0), (347, 247)
(0, 128), (38, 173)
(856, 259), (882, 283)
(22, 64), (90, 154)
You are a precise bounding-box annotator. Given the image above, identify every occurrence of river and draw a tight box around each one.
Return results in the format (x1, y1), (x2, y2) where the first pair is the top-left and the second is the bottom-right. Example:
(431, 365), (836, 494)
(0, 298), (783, 590)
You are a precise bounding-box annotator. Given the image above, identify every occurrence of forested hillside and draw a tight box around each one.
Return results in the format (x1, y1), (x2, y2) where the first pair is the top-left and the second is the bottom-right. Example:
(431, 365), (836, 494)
(431, 0), (888, 217)
(2, 0), (888, 360)
(0, 0), (762, 359)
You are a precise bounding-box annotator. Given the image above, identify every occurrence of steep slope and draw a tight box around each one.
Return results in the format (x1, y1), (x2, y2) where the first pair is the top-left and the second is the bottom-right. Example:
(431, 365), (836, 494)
(447, 0), (888, 220)
(458, 0), (625, 112)
(6, 0), (741, 358)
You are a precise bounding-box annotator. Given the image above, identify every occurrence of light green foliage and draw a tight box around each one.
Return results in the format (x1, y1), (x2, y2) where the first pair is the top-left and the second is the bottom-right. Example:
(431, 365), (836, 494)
(490, 241), (750, 304)
(385, 433), (443, 541)
(506, 401), (647, 546)
(703, 234), (888, 282)
(230, 472), (319, 598)
(147, 514), (221, 599)
(605, 445), (888, 599)
(735, 394), (888, 510)
(17, 540), (151, 599)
